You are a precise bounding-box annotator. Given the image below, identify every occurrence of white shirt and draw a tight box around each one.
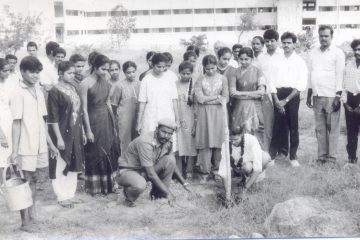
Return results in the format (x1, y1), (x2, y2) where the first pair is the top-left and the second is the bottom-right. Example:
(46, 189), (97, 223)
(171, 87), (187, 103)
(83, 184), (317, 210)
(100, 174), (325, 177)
(164, 70), (178, 83)
(270, 52), (308, 93)
(228, 58), (239, 68)
(257, 48), (284, 94)
(308, 45), (345, 97)
(38, 56), (58, 86)
(138, 72), (178, 134)
(231, 133), (263, 173)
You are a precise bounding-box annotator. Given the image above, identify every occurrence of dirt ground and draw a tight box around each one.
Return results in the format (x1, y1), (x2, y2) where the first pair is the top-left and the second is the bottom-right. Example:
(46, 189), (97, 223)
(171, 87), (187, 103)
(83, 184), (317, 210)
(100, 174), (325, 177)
(1, 102), (359, 239)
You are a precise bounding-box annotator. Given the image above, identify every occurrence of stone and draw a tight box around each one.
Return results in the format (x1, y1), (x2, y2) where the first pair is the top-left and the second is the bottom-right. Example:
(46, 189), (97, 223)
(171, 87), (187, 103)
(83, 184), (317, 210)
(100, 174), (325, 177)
(264, 197), (358, 237)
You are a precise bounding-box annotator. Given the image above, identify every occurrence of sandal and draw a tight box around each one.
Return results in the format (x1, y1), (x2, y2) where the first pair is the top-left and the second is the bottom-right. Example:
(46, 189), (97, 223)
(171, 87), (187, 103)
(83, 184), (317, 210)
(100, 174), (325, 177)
(70, 198), (85, 204)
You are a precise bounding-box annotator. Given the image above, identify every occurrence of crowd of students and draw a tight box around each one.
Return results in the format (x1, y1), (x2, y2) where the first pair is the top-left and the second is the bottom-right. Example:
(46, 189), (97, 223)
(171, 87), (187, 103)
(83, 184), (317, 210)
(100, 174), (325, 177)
(0, 24), (360, 231)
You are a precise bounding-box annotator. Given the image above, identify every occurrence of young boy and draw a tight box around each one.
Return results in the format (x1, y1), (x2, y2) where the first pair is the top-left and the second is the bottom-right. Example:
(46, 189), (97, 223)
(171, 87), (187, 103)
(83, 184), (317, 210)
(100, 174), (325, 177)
(11, 56), (58, 232)
(69, 54), (86, 84)
(53, 47), (66, 69)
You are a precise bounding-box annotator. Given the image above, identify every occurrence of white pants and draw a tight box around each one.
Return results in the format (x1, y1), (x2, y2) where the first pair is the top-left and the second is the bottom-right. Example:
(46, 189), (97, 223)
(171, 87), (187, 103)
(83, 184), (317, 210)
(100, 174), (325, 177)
(51, 156), (78, 202)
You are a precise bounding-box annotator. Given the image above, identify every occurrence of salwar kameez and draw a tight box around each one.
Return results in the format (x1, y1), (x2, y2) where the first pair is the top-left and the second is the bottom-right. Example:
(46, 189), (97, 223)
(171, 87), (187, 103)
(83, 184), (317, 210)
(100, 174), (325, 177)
(47, 83), (84, 201)
(111, 79), (140, 155)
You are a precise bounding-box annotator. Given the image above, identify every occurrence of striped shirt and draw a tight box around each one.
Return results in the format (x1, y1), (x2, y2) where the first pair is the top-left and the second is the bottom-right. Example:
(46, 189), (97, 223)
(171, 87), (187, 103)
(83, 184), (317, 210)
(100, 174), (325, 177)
(342, 60), (360, 102)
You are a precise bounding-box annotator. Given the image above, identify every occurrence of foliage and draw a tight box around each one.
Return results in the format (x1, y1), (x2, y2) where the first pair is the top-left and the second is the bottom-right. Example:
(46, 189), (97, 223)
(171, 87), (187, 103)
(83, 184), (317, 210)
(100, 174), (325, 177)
(297, 27), (317, 52)
(107, 4), (136, 49)
(236, 11), (257, 43)
(179, 34), (208, 52)
(0, 5), (42, 54)
(71, 43), (96, 58)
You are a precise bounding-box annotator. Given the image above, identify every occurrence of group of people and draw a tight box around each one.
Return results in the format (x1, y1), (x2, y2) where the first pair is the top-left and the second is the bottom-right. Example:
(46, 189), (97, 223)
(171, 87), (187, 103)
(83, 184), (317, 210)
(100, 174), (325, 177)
(0, 24), (360, 231)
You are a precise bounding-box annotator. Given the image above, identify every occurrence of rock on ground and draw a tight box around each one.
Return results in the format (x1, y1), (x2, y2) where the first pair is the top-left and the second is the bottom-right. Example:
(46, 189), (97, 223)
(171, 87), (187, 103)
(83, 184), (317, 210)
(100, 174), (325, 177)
(264, 197), (358, 237)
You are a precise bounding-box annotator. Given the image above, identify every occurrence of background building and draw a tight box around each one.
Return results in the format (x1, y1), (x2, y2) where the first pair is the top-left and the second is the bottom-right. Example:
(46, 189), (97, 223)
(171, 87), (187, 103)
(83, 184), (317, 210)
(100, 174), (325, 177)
(2, 0), (360, 49)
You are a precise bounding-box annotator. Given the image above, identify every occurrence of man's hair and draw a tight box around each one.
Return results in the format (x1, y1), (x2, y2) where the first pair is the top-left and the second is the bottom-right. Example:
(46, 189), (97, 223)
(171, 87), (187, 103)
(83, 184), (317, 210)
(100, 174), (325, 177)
(263, 29), (279, 41)
(252, 36), (265, 45)
(281, 32), (297, 43)
(232, 44), (243, 51)
(52, 47), (67, 57)
(186, 45), (200, 57)
(183, 51), (197, 61)
(5, 54), (17, 61)
(69, 54), (86, 63)
(350, 39), (360, 50)
(20, 56), (43, 72)
(163, 52), (173, 63)
(45, 41), (60, 55)
(318, 25), (334, 36)
(27, 41), (38, 50)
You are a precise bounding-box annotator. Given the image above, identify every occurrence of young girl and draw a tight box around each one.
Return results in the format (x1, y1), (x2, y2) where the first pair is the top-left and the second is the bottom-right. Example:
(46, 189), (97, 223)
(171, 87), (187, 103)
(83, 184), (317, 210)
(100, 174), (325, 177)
(137, 53), (179, 135)
(109, 60), (121, 85)
(229, 47), (266, 147)
(230, 120), (271, 191)
(176, 61), (197, 179)
(0, 58), (12, 180)
(111, 61), (140, 155)
(47, 61), (85, 208)
(80, 54), (120, 196)
(216, 47), (234, 76)
(194, 55), (229, 182)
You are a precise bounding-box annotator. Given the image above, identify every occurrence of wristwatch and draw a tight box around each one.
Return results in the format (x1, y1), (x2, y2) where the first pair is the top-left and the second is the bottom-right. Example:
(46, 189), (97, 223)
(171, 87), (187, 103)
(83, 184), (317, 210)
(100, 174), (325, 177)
(285, 98), (289, 103)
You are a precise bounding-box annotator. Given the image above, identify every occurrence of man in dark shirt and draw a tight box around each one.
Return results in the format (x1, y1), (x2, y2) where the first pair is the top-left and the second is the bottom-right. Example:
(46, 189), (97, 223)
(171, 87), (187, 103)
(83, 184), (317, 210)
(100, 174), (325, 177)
(118, 118), (190, 207)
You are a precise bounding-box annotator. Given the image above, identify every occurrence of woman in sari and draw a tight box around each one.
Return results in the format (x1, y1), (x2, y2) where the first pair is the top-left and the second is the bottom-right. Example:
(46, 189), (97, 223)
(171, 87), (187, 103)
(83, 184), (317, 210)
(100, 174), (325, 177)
(80, 54), (119, 196)
(229, 47), (266, 147)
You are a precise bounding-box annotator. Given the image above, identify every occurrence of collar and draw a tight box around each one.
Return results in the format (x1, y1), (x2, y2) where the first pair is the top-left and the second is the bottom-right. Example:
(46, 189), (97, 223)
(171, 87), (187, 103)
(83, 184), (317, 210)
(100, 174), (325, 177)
(318, 44), (334, 52)
(264, 47), (283, 57)
(152, 131), (162, 148)
(19, 80), (35, 89)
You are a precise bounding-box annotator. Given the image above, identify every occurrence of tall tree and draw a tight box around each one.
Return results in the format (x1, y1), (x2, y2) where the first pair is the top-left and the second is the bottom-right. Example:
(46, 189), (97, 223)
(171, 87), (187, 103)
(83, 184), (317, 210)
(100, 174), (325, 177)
(236, 11), (257, 43)
(179, 34), (208, 53)
(0, 5), (42, 54)
(107, 4), (136, 49)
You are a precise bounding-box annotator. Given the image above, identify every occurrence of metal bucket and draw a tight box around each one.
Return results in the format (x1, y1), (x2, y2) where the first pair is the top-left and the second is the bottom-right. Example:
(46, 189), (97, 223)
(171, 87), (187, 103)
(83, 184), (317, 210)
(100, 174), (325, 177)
(0, 165), (33, 211)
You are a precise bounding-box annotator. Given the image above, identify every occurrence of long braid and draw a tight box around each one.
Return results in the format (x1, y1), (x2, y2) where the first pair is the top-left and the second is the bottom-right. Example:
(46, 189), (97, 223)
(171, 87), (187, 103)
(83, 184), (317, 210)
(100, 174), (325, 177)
(187, 77), (193, 106)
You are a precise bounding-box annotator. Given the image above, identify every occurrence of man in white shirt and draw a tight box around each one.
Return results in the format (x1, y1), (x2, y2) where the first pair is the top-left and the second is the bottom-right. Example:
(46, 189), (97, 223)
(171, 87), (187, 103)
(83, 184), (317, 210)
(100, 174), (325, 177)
(269, 32), (308, 167)
(257, 29), (283, 155)
(307, 25), (345, 164)
(5, 54), (21, 87)
(229, 44), (242, 68)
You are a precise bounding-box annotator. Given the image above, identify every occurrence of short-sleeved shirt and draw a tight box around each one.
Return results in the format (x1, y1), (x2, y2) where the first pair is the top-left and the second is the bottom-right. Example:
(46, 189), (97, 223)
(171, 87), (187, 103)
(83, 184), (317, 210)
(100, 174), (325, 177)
(231, 133), (263, 173)
(138, 71), (178, 133)
(10, 80), (48, 155)
(119, 131), (173, 170)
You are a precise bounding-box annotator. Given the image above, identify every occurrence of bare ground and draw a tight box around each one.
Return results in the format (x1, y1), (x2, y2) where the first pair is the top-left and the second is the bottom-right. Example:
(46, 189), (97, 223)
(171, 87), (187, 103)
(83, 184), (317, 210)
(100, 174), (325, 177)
(1, 102), (360, 239)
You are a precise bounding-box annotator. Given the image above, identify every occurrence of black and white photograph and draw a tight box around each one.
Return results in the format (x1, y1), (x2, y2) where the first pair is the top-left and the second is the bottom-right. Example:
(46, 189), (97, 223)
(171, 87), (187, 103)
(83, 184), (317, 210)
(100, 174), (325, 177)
(0, 0), (360, 239)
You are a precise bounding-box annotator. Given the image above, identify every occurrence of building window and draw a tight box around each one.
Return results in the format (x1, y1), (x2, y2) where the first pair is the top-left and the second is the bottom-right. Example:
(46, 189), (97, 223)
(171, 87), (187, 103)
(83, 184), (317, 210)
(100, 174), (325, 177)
(340, 24), (360, 29)
(303, 0), (316, 11)
(130, 10), (149, 16)
(54, 1), (64, 17)
(88, 30), (108, 34)
(215, 8), (235, 14)
(87, 11), (107, 17)
(194, 8), (214, 14)
(258, 7), (274, 13)
(67, 30), (79, 36)
(173, 9), (192, 14)
(319, 6), (337, 11)
(302, 18), (316, 25)
(66, 10), (79, 16)
(340, 5), (360, 11)
(151, 9), (171, 15)
(109, 11), (128, 16)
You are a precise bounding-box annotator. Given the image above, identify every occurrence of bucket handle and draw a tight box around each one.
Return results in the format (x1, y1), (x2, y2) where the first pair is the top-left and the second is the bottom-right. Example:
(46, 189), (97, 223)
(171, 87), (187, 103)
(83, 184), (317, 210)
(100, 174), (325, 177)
(1, 164), (25, 186)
